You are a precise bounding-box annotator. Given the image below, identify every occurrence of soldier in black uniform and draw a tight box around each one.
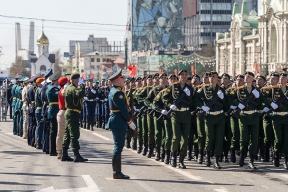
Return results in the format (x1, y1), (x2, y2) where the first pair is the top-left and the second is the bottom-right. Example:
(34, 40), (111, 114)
(84, 79), (97, 130)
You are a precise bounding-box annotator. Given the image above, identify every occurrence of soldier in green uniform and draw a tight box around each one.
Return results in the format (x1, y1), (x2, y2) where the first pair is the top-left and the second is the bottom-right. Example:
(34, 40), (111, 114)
(124, 80), (132, 148)
(106, 69), (136, 179)
(145, 73), (168, 161)
(62, 73), (88, 162)
(162, 69), (193, 169)
(226, 72), (262, 169)
(194, 71), (228, 169)
(261, 73), (288, 169)
(128, 78), (137, 150)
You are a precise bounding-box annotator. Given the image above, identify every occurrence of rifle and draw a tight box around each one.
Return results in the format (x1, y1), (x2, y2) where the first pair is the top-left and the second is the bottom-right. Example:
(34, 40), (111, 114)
(197, 95), (223, 120)
(231, 95), (258, 118)
(135, 105), (147, 118)
(128, 87), (137, 136)
(157, 91), (190, 121)
(260, 94), (288, 117)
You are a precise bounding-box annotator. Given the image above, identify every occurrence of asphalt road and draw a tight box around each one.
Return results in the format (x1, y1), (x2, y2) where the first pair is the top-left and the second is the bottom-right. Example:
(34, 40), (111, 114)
(0, 120), (288, 192)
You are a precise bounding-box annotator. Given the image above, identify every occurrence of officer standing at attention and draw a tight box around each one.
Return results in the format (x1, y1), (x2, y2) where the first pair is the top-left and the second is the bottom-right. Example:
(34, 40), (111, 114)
(62, 73), (88, 162)
(106, 69), (136, 179)
(84, 79), (97, 130)
(35, 77), (45, 149)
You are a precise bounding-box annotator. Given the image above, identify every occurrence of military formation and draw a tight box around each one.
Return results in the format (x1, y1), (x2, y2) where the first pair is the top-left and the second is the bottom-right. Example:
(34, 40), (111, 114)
(7, 68), (288, 179)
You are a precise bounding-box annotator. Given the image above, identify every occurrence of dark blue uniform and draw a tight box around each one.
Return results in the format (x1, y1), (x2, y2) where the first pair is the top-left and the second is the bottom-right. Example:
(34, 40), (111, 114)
(85, 86), (97, 130)
(41, 82), (50, 152)
(35, 87), (44, 149)
(27, 85), (37, 146)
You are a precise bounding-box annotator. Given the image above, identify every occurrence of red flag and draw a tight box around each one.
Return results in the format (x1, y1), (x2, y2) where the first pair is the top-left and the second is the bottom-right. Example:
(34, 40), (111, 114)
(254, 62), (258, 75)
(191, 64), (195, 75)
(127, 65), (137, 77)
(80, 74), (85, 79)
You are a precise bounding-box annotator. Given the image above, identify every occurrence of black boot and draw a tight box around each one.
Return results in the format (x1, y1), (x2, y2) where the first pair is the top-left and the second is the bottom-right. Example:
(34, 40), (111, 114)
(170, 151), (177, 168)
(112, 154), (130, 179)
(239, 151), (245, 167)
(147, 144), (154, 158)
(160, 147), (165, 162)
(137, 141), (143, 154)
(219, 154), (223, 162)
(155, 147), (160, 161)
(198, 148), (204, 164)
(214, 156), (221, 169)
(142, 143), (148, 156)
(193, 147), (199, 162)
(61, 148), (73, 161)
(248, 155), (257, 169)
(80, 121), (83, 128)
(273, 151), (280, 167)
(230, 149), (236, 163)
(73, 150), (88, 162)
(187, 145), (192, 161)
(179, 154), (186, 169)
(132, 138), (137, 150)
(223, 149), (229, 162)
(90, 124), (94, 131)
(36, 142), (42, 149)
(125, 137), (131, 149)
(205, 151), (211, 167)
(87, 123), (90, 130)
(283, 156), (288, 170)
(83, 121), (86, 129)
(164, 150), (170, 164)
(264, 147), (270, 162)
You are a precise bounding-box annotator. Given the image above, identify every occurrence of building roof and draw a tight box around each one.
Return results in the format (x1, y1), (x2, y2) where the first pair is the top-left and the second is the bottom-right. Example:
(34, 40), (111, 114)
(114, 57), (125, 64)
(37, 31), (49, 44)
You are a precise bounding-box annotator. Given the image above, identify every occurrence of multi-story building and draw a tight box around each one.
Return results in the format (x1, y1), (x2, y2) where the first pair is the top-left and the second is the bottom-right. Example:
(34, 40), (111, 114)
(183, 0), (257, 50)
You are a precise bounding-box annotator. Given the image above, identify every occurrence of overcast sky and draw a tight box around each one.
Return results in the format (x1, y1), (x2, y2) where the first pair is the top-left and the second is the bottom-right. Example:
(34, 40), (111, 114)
(0, 0), (128, 69)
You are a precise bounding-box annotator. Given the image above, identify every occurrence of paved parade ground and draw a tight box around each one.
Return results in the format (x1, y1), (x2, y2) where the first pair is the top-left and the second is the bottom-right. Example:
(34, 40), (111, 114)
(0, 120), (288, 192)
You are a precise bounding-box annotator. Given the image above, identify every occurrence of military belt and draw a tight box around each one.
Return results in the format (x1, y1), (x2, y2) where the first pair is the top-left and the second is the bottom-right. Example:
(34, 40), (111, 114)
(31, 101), (35, 104)
(110, 109), (120, 113)
(13, 97), (16, 99)
(241, 110), (257, 115)
(87, 99), (96, 102)
(272, 112), (288, 116)
(207, 110), (224, 115)
(67, 108), (81, 113)
(37, 106), (42, 109)
(257, 110), (263, 113)
(174, 107), (189, 112)
(49, 102), (59, 105)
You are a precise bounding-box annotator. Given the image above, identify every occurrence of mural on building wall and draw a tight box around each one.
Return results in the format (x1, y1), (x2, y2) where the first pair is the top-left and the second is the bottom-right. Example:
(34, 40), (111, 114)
(132, 0), (184, 52)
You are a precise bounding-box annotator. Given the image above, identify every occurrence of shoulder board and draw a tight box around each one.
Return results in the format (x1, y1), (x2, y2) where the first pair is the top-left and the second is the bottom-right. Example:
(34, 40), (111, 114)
(261, 86), (270, 89)
(237, 86), (244, 89)
(204, 84), (210, 87)
(173, 82), (178, 85)
(272, 85), (279, 88)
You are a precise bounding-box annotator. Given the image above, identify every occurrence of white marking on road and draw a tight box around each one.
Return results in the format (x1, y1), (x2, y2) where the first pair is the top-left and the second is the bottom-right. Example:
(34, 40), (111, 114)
(214, 189), (227, 192)
(92, 132), (111, 141)
(81, 175), (100, 189)
(130, 175), (158, 192)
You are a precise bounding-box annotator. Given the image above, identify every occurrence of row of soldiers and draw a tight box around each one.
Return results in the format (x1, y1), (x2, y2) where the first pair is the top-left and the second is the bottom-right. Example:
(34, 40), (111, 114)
(120, 70), (288, 170)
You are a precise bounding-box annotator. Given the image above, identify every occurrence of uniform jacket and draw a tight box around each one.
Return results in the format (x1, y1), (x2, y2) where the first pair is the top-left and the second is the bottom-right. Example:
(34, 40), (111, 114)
(261, 84), (288, 112)
(64, 83), (85, 112)
(46, 84), (59, 119)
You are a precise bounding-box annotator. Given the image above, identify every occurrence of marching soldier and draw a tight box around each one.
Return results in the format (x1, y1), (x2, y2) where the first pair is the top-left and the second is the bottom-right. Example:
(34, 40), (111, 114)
(162, 69), (193, 169)
(124, 80), (132, 148)
(195, 71), (228, 169)
(62, 73), (88, 162)
(106, 69), (136, 179)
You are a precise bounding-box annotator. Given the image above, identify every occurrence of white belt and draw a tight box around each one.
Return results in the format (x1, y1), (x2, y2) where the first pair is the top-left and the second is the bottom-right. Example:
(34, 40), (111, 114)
(241, 110), (257, 114)
(257, 110), (263, 113)
(272, 112), (288, 116)
(175, 107), (189, 112)
(207, 110), (223, 115)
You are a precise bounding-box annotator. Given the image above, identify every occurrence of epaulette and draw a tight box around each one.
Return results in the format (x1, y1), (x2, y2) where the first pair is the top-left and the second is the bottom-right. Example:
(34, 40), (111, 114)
(271, 85), (279, 88)
(116, 87), (122, 91)
(204, 84), (210, 86)
(173, 82), (178, 85)
(237, 86), (244, 89)
(261, 86), (270, 89)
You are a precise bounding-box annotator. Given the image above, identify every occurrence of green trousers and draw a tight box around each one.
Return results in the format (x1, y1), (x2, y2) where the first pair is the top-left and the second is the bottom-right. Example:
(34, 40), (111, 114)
(230, 117), (240, 150)
(271, 115), (288, 156)
(258, 116), (265, 153)
(154, 115), (164, 147)
(223, 116), (232, 153)
(141, 113), (148, 143)
(163, 119), (172, 150)
(171, 111), (190, 155)
(204, 113), (225, 156)
(137, 116), (143, 142)
(62, 110), (80, 150)
(239, 113), (259, 156)
(197, 117), (206, 150)
(263, 116), (274, 148)
(188, 116), (197, 147)
(147, 113), (155, 145)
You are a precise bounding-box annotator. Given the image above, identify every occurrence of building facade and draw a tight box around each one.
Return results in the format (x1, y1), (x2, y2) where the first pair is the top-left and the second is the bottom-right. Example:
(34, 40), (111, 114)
(216, 0), (288, 76)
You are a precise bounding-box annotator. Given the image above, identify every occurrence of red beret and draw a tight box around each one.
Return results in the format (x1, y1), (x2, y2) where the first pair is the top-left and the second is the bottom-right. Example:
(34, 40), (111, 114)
(35, 78), (45, 83)
(58, 77), (68, 85)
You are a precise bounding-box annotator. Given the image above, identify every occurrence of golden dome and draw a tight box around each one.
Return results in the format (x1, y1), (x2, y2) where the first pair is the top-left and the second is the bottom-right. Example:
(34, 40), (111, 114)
(37, 31), (49, 44)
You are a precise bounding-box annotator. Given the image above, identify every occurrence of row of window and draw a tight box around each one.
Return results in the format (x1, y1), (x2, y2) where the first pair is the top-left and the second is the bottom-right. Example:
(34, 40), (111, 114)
(200, 21), (231, 25)
(200, 10), (231, 14)
(200, 32), (216, 37)
(201, 0), (232, 2)
(91, 58), (109, 62)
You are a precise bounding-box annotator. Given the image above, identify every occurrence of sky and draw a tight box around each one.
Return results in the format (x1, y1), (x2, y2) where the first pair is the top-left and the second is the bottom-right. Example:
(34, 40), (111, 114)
(0, 0), (128, 69)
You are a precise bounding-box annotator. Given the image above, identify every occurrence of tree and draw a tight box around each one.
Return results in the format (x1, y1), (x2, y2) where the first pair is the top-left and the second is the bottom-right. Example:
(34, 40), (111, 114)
(9, 58), (31, 77)
(52, 49), (63, 74)
(199, 42), (215, 57)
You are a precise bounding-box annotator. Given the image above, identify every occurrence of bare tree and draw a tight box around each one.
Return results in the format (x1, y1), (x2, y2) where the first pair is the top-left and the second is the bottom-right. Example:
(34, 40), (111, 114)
(52, 49), (63, 74)
(9, 58), (30, 77)
(199, 42), (215, 57)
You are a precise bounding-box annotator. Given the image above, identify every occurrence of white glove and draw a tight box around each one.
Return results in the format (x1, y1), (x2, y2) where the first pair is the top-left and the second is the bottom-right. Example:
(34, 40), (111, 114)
(84, 97), (88, 100)
(230, 105), (237, 109)
(78, 78), (84, 85)
(217, 90), (224, 99)
(104, 98), (108, 102)
(238, 103), (245, 109)
(57, 85), (61, 89)
(161, 110), (168, 115)
(270, 102), (278, 109)
(170, 105), (177, 111)
(91, 89), (96, 94)
(183, 87), (191, 96)
(201, 106), (210, 112)
(151, 105), (155, 110)
(96, 97), (99, 100)
(64, 83), (69, 89)
(263, 107), (269, 112)
(129, 122), (136, 130)
(252, 89), (260, 98)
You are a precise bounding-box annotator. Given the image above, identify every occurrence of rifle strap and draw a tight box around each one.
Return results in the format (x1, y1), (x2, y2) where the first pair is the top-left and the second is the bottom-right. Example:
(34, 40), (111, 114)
(171, 83), (177, 100)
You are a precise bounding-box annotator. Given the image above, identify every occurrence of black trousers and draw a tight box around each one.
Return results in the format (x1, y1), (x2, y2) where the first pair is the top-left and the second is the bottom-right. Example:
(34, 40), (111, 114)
(49, 118), (58, 154)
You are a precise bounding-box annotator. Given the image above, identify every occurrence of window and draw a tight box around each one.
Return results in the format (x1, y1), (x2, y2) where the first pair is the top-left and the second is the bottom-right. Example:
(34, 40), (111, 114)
(201, 10), (211, 14)
(91, 58), (95, 62)
(91, 65), (95, 69)
(97, 58), (100, 62)
(103, 58), (106, 62)
(201, 21), (211, 25)
(40, 65), (46, 71)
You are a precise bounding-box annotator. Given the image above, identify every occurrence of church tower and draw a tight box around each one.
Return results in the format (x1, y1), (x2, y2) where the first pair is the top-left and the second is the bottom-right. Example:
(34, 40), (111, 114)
(37, 30), (49, 58)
